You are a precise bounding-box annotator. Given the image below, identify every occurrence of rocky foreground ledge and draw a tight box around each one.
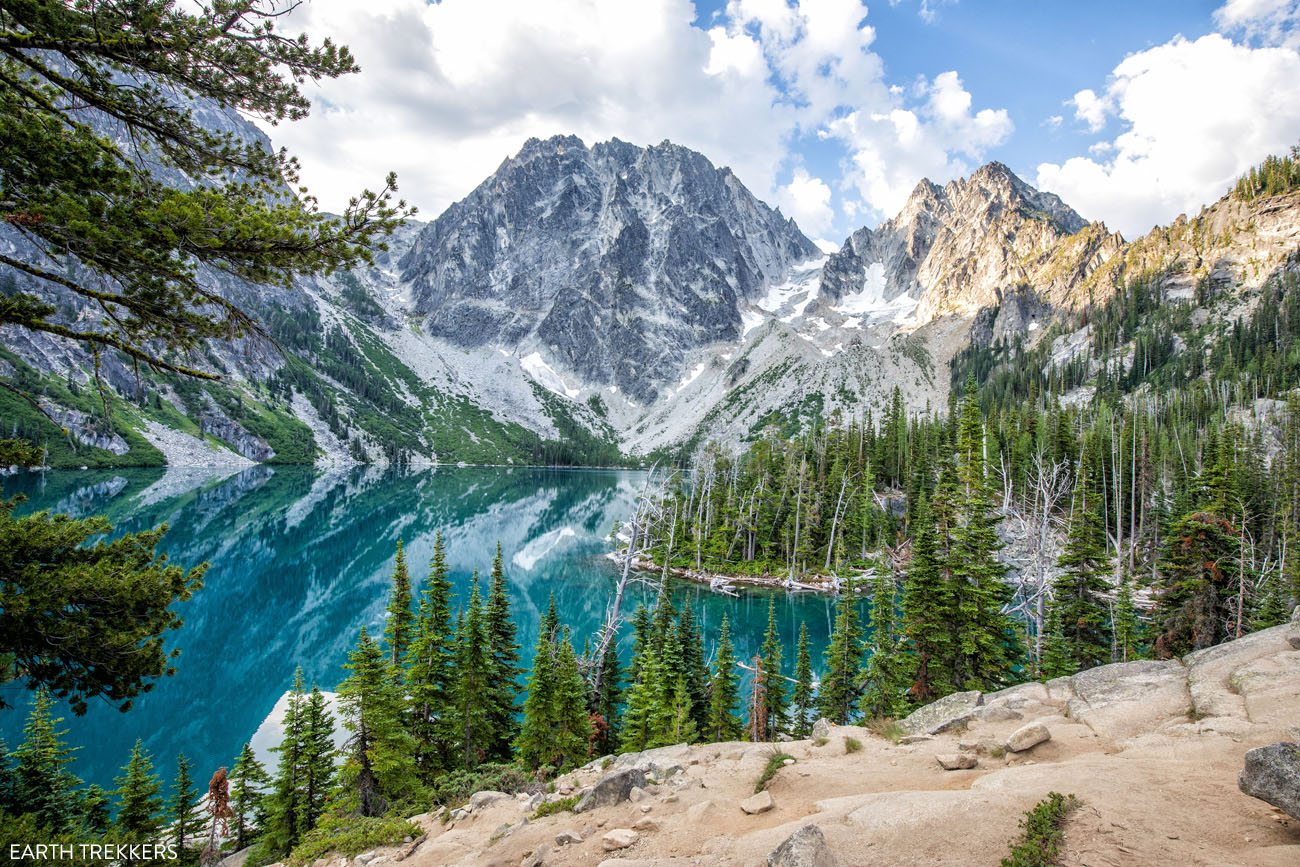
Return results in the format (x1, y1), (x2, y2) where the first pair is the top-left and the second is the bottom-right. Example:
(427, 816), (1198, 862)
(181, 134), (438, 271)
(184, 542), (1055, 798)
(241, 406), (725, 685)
(265, 614), (1300, 867)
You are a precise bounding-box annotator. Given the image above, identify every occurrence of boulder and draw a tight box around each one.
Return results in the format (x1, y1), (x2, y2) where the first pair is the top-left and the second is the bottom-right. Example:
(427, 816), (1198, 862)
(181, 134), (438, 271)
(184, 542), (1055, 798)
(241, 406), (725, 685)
(958, 739), (1003, 756)
(1289, 605), (1300, 649)
(741, 790), (774, 814)
(629, 785), (649, 803)
(973, 705), (1023, 723)
(601, 829), (639, 851)
(767, 824), (838, 867)
(1238, 742), (1300, 819)
(936, 753), (977, 770)
(1005, 722), (1051, 753)
(812, 718), (833, 739)
(573, 768), (647, 813)
(1067, 659), (1189, 739)
(469, 790), (510, 810)
(554, 829), (583, 846)
(520, 844), (549, 867)
(686, 799), (716, 824)
(632, 817), (661, 832)
(1043, 676), (1075, 704)
(900, 690), (983, 735)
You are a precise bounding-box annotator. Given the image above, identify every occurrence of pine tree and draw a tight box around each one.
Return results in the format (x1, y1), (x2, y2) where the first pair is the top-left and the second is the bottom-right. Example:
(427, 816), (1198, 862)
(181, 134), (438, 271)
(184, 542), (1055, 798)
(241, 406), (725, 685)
(790, 622), (815, 737)
(757, 596), (788, 735)
(1112, 573), (1142, 662)
(516, 621), (558, 770)
(114, 740), (163, 837)
(667, 676), (699, 745)
(299, 686), (336, 831)
(259, 669), (308, 858)
(816, 593), (864, 724)
(383, 540), (415, 669)
(949, 382), (1022, 690)
(11, 689), (79, 832)
(75, 784), (112, 835)
(168, 753), (201, 856)
(406, 531), (456, 779)
(1049, 451), (1114, 671)
(900, 493), (954, 702)
(707, 616), (743, 742)
(1039, 604), (1074, 679)
(1253, 571), (1291, 629)
(484, 543), (521, 762)
(518, 627), (595, 771)
(860, 570), (911, 719)
(593, 634), (623, 755)
(450, 572), (497, 769)
(337, 627), (420, 817)
(1153, 511), (1242, 656)
(229, 743), (270, 852)
(676, 607), (711, 729)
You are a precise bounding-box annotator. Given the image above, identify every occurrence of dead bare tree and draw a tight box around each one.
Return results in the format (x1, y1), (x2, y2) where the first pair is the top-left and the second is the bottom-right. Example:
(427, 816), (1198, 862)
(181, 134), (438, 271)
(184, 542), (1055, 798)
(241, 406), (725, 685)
(589, 464), (674, 696)
(1000, 452), (1072, 661)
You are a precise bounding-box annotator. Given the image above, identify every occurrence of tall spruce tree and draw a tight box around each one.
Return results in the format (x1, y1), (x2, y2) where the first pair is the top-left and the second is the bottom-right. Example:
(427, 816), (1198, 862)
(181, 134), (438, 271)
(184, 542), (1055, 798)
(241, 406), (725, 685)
(229, 743), (270, 852)
(484, 543), (521, 762)
(1153, 511), (1244, 656)
(860, 570), (911, 719)
(1112, 573), (1142, 662)
(11, 689), (79, 832)
(707, 616), (743, 742)
(816, 593), (864, 724)
(593, 635), (623, 755)
(259, 669), (308, 858)
(406, 531), (456, 779)
(790, 622), (815, 737)
(676, 607), (711, 729)
(299, 686), (336, 831)
(900, 493), (953, 702)
(337, 627), (420, 817)
(114, 740), (163, 838)
(383, 540), (415, 669)
(451, 572), (497, 769)
(1048, 449), (1114, 671)
(948, 381), (1022, 690)
(168, 753), (201, 857)
(757, 597), (788, 735)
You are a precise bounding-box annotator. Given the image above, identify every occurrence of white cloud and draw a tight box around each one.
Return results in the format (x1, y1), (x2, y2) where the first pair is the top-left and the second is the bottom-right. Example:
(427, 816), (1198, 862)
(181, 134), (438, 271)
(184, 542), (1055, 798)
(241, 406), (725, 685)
(1045, 115), (1063, 129)
(261, 0), (1008, 240)
(263, 0), (789, 219)
(776, 168), (834, 234)
(1037, 32), (1300, 238)
(1069, 88), (1111, 132)
(824, 71), (1012, 218)
(1214, 0), (1300, 47)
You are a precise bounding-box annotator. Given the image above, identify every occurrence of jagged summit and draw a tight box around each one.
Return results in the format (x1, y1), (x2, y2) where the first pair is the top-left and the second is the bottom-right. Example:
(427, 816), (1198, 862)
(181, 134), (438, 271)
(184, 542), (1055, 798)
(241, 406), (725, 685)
(810, 161), (1095, 325)
(399, 135), (819, 404)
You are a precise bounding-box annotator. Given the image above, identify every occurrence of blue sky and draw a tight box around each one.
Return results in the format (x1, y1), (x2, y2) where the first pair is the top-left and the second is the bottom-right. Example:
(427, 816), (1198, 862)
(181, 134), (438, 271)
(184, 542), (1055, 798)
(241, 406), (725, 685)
(268, 0), (1300, 244)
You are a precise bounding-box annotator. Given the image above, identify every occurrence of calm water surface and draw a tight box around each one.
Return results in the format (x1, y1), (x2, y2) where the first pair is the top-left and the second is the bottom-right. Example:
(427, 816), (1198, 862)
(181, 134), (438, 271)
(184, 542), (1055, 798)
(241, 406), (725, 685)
(1, 465), (867, 790)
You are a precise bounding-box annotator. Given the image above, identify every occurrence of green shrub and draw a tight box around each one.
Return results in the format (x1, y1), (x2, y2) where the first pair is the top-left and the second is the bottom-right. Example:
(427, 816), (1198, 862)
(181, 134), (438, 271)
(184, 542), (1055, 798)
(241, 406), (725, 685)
(531, 795), (581, 820)
(755, 750), (794, 793)
(844, 736), (862, 753)
(812, 736), (829, 747)
(1001, 792), (1081, 867)
(287, 814), (421, 865)
(428, 763), (536, 807)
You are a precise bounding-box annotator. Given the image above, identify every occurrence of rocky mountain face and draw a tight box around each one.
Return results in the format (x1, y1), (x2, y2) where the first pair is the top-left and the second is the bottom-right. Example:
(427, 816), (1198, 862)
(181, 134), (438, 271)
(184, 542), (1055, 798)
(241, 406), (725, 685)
(808, 162), (1105, 326)
(5, 105), (1300, 466)
(400, 135), (819, 403)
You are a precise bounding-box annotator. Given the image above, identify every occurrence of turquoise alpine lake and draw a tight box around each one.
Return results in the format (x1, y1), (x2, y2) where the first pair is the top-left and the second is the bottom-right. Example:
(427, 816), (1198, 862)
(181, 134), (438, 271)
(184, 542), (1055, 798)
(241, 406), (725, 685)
(1, 465), (871, 791)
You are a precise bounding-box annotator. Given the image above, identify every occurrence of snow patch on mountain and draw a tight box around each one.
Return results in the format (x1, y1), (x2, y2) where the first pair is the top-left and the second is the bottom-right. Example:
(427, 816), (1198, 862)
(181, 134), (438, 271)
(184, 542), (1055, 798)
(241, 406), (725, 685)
(521, 351), (581, 399)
